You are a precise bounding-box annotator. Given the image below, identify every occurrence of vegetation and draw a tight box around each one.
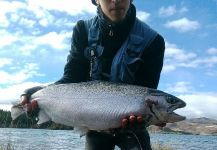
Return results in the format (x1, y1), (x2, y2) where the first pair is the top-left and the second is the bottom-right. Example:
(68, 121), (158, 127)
(0, 109), (72, 130)
(0, 143), (14, 150)
(152, 142), (173, 150)
(0, 110), (12, 128)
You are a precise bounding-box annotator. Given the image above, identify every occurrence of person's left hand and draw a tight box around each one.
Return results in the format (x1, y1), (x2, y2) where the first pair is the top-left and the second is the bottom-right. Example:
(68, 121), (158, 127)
(121, 99), (166, 128)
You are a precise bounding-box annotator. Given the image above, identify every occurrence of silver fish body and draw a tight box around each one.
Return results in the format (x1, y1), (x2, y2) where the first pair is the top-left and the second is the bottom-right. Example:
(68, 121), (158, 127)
(11, 81), (186, 131)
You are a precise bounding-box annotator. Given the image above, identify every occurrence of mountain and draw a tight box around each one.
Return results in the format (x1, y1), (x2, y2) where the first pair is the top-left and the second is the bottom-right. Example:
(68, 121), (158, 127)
(148, 117), (217, 135)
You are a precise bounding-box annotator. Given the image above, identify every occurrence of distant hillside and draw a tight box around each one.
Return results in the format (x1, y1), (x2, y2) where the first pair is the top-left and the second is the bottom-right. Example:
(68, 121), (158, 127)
(148, 117), (217, 135)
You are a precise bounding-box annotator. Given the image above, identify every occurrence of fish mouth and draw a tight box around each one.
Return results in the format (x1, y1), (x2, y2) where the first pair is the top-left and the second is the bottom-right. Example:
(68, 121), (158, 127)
(167, 102), (186, 122)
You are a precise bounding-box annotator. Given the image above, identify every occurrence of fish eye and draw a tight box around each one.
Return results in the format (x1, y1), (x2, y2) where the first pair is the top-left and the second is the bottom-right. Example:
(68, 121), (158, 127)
(166, 96), (177, 104)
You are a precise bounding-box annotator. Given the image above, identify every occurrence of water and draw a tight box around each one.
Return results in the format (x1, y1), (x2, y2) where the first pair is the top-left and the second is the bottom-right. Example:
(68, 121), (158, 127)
(0, 128), (217, 150)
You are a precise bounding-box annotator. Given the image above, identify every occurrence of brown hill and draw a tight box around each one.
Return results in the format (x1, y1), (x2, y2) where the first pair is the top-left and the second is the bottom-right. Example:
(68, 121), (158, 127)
(148, 117), (217, 135)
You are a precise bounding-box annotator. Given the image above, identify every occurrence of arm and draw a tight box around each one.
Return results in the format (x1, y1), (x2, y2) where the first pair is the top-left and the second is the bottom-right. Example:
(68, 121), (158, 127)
(135, 34), (165, 89)
(55, 20), (90, 84)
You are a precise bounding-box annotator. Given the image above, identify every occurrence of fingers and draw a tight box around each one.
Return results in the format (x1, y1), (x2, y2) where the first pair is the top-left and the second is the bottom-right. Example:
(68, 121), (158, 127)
(121, 115), (144, 128)
(21, 95), (29, 105)
(20, 96), (39, 117)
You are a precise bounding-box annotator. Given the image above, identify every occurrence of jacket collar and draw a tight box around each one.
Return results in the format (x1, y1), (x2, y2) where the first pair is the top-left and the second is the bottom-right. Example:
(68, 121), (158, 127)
(97, 4), (136, 39)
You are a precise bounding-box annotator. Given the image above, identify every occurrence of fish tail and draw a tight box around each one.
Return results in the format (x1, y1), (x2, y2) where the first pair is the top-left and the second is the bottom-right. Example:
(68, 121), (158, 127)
(11, 104), (25, 120)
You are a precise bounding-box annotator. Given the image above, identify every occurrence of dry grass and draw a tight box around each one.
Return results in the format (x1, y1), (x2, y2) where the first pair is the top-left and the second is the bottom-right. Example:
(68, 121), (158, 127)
(0, 143), (14, 150)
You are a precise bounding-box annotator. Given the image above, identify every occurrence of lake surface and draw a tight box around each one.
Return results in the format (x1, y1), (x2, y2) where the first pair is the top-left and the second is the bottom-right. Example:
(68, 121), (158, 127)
(0, 128), (217, 150)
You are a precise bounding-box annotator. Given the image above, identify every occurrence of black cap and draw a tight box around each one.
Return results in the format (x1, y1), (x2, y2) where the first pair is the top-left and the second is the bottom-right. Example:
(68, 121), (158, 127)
(92, 0), (97, 5)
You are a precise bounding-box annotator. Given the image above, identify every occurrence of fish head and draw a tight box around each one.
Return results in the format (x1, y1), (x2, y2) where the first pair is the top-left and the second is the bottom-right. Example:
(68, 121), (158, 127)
(144, 88), (186, 126)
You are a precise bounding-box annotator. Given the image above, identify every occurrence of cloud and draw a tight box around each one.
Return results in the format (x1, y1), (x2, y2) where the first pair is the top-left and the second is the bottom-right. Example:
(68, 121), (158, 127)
(137, 11), (150, 22)
(176, 93), (217, 120)
(165, 17), (200, 32)
(162, 42), (217, 73)
(166, 81), (195, 94)
(159, 6), (176, 17)
(158, 5), (188, 17)
(0, 30), (18, 48)
(27, 0), (96, 16)
(0, 63), (44, 85)
(0, 82), (47, 105)
(162, 41), (197, 73)
(207, 47), (217, 55)
(0, 1), (26, 27)
(0, 104), (11, 111)
(34, 31), (70, 50)
(0, 58), (12, 68)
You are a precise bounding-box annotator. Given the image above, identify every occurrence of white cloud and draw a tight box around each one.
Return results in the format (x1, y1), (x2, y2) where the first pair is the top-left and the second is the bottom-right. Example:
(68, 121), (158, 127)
(0, 58), (12, 68)
(162, 65), (176, 73)
(159, 6), (176, 17)
(166, 81), (195, 94)
(163, 42), (217, 73)
(165, 17), (200, 32)
(18, 17), (36, 28)
(207, 70), (217, 77)
(137, 11), (150, 22)
(34, 32), (69, 50)
(207, 47), (217, 55)
(176, 93), (217, 120)
(158, 5), (188, 17)
(0, 30), (18, 48)
(27, 0), (96, 16)
(0, 1), (26, 27)
(0, 14), (9, 28)
(0, 104), (12, 111)
(0, 63), (44, 85)
(162, 41), (197, 73)
(0, 82), (47, 105)
(179, 6), (188, 13)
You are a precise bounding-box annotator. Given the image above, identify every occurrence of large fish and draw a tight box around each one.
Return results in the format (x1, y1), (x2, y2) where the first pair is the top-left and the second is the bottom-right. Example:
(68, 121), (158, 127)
(11, 81), (186, 132)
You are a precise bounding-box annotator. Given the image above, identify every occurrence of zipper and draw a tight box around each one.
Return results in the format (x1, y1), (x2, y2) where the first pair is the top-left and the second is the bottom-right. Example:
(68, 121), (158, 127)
(108, 25), (114, 36)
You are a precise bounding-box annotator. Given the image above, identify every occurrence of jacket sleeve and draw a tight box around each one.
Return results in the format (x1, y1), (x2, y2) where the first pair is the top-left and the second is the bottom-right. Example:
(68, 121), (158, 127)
(55, 20), (90, 84)
(21, 86), (45, 99)
(136, 34), (165, 89)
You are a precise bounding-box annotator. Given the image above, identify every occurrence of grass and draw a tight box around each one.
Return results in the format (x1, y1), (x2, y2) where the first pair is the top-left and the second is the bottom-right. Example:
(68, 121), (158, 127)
(0, 143), (14, 150)
(152, 142), (173, 150)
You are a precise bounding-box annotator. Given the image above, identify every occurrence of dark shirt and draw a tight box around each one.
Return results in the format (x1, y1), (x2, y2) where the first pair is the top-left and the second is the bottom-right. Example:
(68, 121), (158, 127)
(56, 5), (165, 89)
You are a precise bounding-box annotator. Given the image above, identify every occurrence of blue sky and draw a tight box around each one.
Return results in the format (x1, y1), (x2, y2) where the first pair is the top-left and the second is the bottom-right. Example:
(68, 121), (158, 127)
(0, 0), (217, 120)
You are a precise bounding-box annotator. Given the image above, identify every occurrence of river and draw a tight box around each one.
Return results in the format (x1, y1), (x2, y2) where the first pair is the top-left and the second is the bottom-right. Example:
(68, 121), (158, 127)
(0, 128), (216, 150)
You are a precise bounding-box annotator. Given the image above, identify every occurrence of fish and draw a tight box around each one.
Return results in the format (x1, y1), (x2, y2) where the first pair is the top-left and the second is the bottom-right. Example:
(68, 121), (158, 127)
(11, 81), (186, 132)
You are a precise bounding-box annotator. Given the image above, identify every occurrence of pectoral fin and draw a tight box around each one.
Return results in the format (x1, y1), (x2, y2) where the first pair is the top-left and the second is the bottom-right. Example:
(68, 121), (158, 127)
(37, 110), (51, 125)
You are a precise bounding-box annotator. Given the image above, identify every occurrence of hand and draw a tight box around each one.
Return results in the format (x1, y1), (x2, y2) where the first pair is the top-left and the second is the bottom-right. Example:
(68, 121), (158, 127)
(121, 115), (144, 128)
(121, 99), (167, 128)
(20, 95), (38, 117)
(19, 86), (44, 116)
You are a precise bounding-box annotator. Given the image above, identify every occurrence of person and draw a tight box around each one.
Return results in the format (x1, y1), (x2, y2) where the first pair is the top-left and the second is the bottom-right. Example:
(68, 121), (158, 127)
(20, 0), (165, 149)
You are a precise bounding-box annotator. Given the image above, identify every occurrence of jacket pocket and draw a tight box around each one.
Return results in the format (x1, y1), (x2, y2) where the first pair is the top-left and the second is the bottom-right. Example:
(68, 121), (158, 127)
(119, 47), (143, 84)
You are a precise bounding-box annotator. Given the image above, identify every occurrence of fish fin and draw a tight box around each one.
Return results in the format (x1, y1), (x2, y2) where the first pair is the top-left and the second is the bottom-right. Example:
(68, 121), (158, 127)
(11, 104), (25, 120)
(37, 110), (51, 125)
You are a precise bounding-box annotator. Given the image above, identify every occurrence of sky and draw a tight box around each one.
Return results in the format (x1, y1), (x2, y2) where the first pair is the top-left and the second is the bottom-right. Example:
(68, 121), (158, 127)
(0, 0), (217, 120)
